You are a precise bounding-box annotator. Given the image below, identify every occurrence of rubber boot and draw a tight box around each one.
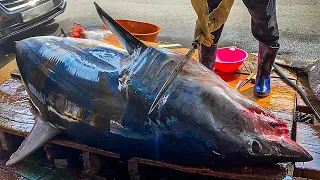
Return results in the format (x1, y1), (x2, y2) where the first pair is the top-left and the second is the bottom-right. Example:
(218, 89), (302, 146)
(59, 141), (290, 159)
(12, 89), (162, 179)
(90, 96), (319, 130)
(200, 43), (217, 71)
(254, 42), (279, 97)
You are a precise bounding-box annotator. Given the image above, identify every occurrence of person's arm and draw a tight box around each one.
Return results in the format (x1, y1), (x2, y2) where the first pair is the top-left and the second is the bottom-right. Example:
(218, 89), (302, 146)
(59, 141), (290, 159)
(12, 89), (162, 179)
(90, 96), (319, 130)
(209, 0), (235, 31)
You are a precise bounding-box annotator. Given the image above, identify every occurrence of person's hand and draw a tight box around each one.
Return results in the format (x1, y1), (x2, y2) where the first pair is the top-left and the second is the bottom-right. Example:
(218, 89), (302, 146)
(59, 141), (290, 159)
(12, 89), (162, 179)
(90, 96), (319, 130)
(191, 0), (235, 47)
(194, 19), (215, 47)
(191, 0), (214, 47)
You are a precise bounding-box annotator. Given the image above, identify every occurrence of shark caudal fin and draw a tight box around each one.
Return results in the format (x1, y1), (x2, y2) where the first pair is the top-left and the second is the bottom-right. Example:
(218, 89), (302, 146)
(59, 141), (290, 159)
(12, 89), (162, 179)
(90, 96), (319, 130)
(94, 2), (147, 55)
(6, 116), (59, 166)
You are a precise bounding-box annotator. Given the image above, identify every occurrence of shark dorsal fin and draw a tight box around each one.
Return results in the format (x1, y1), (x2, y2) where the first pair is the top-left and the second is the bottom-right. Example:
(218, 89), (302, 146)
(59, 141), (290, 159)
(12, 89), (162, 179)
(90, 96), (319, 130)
(94, 2), (147, 55)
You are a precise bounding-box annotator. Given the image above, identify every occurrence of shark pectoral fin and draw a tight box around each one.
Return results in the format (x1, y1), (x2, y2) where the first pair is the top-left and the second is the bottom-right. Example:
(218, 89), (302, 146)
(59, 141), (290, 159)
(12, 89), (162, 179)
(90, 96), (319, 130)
(6, 116), (59, 166)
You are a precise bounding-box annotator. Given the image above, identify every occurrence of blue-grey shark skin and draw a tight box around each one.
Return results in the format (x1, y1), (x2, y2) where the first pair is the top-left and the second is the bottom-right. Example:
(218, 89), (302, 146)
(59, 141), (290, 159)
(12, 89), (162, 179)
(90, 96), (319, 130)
(275, 58), (320, 102)
(7, 3), (312, 167)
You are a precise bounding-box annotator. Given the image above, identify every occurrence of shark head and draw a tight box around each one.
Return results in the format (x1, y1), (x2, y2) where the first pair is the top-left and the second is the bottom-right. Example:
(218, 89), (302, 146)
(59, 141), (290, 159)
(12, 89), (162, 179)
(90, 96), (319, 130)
(162, 64), (313, 164)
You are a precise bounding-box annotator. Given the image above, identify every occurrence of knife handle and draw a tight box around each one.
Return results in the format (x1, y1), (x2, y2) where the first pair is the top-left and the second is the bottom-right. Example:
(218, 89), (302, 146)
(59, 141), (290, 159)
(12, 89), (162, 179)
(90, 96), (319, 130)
(192, 33), (206, 49)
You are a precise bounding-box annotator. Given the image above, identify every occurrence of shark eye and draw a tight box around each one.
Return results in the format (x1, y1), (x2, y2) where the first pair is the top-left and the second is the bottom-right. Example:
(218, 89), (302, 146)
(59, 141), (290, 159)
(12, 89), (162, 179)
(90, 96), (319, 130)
(250, 139), (263, 154)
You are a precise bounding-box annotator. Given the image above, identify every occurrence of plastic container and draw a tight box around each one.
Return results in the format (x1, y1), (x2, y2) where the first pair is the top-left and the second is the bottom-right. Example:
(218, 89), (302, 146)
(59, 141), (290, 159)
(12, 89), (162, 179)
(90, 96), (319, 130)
(103, 19), (161, 42)
(215, 46), (248, 72)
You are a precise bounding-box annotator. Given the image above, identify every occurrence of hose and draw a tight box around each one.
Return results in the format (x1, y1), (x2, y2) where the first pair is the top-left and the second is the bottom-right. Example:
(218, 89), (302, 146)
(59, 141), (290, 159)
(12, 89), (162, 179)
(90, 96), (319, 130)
(273, 64), (320, 120)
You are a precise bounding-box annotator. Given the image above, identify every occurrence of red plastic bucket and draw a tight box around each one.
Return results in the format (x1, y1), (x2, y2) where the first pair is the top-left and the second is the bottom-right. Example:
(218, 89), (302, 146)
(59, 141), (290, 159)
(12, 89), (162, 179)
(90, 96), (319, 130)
(103, 19), (161, 42)
(215, 46), (248, 72)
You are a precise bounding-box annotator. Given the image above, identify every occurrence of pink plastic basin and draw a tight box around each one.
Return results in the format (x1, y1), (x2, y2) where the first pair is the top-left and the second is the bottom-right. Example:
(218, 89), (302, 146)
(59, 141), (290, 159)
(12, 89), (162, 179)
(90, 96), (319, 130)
(215, 46), (248, 72)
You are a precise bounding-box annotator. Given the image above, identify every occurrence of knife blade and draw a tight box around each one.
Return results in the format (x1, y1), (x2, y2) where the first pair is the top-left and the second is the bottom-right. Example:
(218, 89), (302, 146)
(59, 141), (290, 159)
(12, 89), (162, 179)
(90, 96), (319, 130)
(148, 35), (205, 114)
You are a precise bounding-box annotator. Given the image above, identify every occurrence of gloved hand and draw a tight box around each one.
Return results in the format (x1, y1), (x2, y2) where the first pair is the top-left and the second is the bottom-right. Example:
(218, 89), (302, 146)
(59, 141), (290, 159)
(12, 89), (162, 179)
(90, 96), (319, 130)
(191, 0), (235, 47)
(191, 0), (213, 47)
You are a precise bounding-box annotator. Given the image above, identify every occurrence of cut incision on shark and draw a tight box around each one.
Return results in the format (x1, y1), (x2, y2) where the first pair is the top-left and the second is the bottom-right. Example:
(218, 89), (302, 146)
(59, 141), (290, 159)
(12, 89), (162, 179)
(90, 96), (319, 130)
(6, 3), (313, 167)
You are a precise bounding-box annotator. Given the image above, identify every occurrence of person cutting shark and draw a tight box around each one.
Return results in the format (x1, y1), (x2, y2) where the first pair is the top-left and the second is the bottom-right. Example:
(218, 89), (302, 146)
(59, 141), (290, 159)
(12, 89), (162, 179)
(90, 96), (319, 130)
(191, 0), (280, 97)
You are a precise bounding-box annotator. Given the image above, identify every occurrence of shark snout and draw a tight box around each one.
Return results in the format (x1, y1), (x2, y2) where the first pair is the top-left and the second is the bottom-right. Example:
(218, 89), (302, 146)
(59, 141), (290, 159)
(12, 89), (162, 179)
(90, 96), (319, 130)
(250, 135), (313, 163)
(275, 136), (313, 162)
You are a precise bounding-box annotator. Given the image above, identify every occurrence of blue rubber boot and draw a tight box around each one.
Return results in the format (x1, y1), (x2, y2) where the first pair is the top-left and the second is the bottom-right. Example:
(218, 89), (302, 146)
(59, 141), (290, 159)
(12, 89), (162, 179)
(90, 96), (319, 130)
(254, 42), (279, 97)
(200, 43), (217, 71)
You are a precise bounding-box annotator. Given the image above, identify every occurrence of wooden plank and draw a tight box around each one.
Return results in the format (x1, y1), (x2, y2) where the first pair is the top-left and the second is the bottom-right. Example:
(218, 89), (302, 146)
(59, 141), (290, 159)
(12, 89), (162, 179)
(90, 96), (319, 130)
(294, 122), (320, 179)
(51, 137), (121, 159)
(128, 158), (287, 180)
(0, 60), (17, 84)
(0, 127), (121, 160)
(0, 78), (36, 135)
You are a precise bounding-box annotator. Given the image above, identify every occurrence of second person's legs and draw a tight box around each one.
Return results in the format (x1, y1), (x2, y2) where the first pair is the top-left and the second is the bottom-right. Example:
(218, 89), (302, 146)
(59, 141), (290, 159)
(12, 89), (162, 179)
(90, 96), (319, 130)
(242, 0), (280, 97)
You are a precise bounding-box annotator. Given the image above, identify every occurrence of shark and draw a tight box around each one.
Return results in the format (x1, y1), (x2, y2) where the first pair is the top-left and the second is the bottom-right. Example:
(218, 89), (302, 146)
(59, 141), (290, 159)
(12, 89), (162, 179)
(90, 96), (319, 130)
(6, 3), (312, 167)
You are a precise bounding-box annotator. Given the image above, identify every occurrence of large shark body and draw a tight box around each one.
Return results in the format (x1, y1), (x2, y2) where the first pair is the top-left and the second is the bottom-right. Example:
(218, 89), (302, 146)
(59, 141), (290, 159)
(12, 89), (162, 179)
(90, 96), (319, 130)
(6, 3), (312, 166)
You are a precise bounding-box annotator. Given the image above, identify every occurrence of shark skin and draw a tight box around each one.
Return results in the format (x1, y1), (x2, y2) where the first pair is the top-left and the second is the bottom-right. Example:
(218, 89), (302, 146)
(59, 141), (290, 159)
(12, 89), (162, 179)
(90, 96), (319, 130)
(6, 3), (312, 167)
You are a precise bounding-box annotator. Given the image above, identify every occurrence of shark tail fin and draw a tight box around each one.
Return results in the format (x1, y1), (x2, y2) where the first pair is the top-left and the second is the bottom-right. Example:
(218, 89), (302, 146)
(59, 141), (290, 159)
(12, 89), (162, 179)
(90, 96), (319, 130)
(94, 2), (147, 55)
(6, 116), (59, 166)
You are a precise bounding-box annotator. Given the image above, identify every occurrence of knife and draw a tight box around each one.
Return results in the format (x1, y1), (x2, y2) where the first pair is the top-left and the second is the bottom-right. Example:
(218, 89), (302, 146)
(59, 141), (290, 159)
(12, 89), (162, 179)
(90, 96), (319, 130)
(148, 34), (205, 114)
(235, 72), (256, 91)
